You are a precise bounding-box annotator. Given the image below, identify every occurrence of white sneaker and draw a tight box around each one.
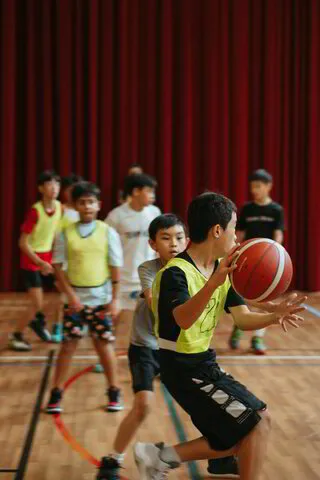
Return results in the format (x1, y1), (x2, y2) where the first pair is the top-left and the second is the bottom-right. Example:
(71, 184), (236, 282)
(133, 442), (178, 480)
(9, 333), (32, 351)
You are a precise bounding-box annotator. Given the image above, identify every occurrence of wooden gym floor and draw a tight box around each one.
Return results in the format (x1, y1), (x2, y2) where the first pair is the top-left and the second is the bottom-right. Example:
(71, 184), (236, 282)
(0, 292), (320, 480)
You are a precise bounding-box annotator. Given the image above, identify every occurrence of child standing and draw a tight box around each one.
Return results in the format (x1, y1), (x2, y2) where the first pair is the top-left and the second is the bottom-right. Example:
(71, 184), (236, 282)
(46, 182), (123, 413)
(9, 170), (61, 351)
(97, 214), (188, 479)
(105, 174), (161, 345)
(51, 173), (83, 343)
(229, 169), (285, 354)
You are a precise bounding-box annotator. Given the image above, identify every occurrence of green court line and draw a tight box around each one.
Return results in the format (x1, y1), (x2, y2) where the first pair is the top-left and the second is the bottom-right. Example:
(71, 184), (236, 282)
(161, 384), (202, 480)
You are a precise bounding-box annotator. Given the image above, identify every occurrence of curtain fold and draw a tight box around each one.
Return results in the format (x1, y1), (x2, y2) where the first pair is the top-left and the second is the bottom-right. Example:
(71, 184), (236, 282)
(0, 0), (319, 291)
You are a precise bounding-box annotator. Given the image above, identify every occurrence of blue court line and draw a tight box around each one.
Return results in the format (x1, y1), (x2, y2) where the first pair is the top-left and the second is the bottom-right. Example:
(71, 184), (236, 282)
(303, 303), (320, 318)
(161, 384), (202, 480)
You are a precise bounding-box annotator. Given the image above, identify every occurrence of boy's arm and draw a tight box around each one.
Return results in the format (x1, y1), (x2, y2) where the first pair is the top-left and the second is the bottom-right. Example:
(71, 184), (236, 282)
(273, 206), (285, 244)
(19, 233), (53, 275)
(107, 226), (123, 317)
(52, 231), (82, 310)
(53, 264), (83, 311)
(173, 248), (239, 330)
(19, 208), (53, 275)
(273, 230), (284, 244)
(236, 205), (246, 243)
(138, 261), (160, 309)
(229, 293), (306, 332)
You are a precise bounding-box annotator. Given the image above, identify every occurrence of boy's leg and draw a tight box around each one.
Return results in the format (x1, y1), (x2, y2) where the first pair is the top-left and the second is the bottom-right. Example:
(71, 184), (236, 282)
(93, 337), (118, 388)
(134, 410), (270, 479)
(114, 345), (159, 453)
(90, 307), (123, 412)
(114, 391), (155, 453)
(52, 338), (79, 389)
(16, 286), (43, 332)
(134, 354), (269, 479)
(251, 328), (267, 355)
(10, 274), (49, 350)
(97, 346), (159, 479)
(46, 307), (83, 414)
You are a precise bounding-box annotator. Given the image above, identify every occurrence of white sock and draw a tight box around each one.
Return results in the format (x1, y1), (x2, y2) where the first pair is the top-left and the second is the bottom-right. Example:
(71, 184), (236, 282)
(254, 328), (266, 338)
(110, 452), (125, 464)
(159, 446), (181, 466)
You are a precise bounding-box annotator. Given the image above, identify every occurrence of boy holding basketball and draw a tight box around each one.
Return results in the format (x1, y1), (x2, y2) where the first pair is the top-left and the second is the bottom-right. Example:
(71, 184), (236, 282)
(133, 192), (305, 480)
(229, 169), (285, 354)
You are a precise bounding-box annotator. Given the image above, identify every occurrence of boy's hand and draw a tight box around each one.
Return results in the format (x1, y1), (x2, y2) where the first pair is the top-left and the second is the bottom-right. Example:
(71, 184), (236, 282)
(210, 244), (240, 287)
(273, 293), (307, 332)
(68, 295), (84, 313)
(108, 298), (120, 318)
(39, 261), (54, 276)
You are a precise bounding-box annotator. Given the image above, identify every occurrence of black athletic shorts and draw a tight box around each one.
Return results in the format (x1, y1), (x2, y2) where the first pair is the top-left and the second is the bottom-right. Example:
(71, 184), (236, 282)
(128, 344), (160, 393)
(22, 269), (55, 291)
(160, 348), (266, 451)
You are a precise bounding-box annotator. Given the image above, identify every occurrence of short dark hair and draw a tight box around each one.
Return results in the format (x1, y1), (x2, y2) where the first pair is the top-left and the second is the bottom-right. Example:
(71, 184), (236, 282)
(149, 213), (187, 241)
(249, 169), (273, 183)
(61, 173), (83, 189)
(129, 163), (143, 171)
(187, 192), (236, 243)
(71, 181), (100, 202)
(37, 170), (60, 186)
(123, 173), (157, 196)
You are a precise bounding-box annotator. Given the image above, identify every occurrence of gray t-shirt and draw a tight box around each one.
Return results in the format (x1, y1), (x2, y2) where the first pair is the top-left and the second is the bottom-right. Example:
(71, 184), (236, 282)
(130, 258), (162, 350)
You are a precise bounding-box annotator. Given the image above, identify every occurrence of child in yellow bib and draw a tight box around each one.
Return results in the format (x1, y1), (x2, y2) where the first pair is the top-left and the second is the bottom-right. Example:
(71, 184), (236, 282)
(46, 182), (124, 413)
(9, 170), (61, 352)
(134, 192), (306, 480)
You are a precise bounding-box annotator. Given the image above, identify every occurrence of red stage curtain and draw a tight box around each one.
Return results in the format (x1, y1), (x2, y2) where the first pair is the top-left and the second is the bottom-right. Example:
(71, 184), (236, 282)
(1, 0), (320, 291)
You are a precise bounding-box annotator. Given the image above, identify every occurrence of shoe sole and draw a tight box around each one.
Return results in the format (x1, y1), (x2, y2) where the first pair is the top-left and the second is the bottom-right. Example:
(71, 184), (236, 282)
(45, 408), (63, 414)
(133, 443), (150, 480)
(106, 406), (124, 412)
(10, 345), (32, 351)
(208, 474), (239, 478)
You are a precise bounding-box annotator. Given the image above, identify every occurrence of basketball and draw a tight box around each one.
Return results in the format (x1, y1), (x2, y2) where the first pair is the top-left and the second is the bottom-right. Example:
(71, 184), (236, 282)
(230, 238), (293, 301)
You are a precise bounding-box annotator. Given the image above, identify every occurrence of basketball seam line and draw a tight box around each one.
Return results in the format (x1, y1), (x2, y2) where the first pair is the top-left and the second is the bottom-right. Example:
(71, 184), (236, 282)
(243, 242), (278, 299)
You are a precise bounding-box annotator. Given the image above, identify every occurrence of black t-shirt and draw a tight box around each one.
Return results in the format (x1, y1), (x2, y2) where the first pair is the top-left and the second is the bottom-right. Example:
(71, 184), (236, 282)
(237, 201), (284, 240)
(158, 251), (245, 344)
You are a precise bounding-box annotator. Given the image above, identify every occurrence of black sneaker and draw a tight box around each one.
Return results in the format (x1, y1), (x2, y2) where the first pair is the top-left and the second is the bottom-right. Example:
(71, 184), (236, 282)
(29, 313), (51, 342)
(9, 332), (32, 351)
(106, 387), (123, 412)
(45, 388), (63, 414)
(207, 457), (239, 478)
(97, 456), (121, 480)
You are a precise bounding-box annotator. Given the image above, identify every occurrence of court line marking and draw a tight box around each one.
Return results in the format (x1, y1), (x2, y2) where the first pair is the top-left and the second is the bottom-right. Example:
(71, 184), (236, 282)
(3, 354), (320, 361)
(161, 384), (201, 479)
(2, 362), (320, 368)
(304, 304), (320, 318)
(14, 350), (54, 480)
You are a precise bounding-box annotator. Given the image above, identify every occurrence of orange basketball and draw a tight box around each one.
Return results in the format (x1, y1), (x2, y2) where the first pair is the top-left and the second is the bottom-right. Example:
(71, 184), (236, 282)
(230, 238), (293, 301)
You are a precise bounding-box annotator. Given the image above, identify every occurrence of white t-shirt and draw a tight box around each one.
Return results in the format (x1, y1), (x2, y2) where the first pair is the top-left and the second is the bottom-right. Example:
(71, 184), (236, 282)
(63, 207), (80, 223)
(105, 203), (161, 292)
